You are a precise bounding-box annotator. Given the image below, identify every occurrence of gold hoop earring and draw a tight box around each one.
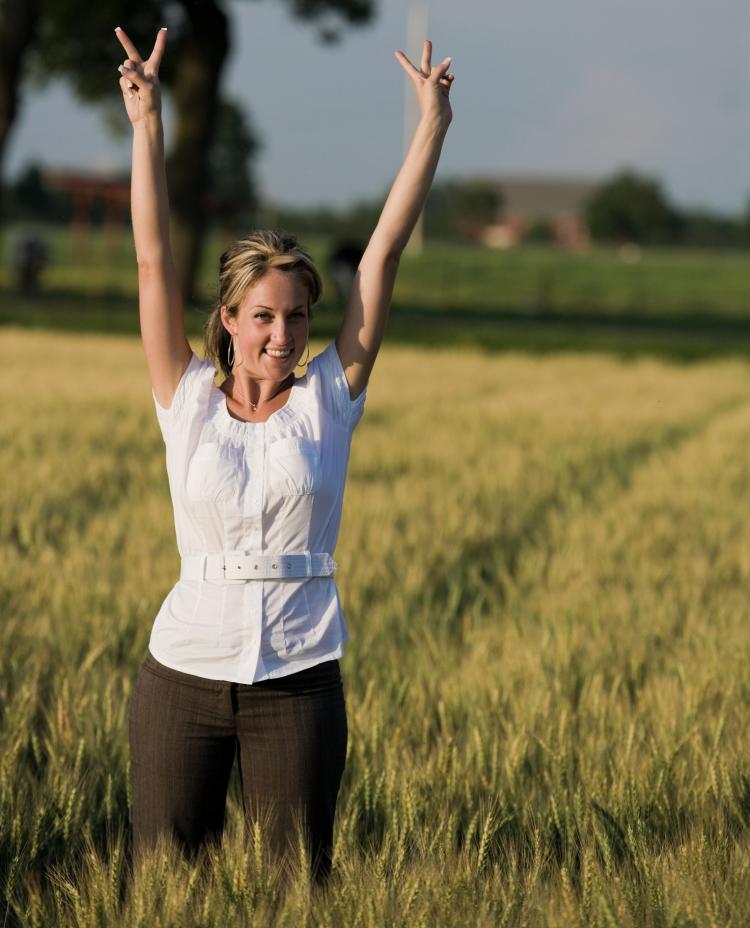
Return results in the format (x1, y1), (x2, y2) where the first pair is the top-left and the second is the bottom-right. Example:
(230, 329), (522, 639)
(296, 342), (310, 368)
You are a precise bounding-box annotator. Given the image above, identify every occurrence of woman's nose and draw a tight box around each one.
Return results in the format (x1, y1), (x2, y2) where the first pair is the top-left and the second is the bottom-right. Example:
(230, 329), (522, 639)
(272, 317), (291, 343)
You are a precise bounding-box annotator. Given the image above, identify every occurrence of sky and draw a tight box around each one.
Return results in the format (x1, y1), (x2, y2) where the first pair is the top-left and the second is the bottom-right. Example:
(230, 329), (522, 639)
(5, 0), (750, 214)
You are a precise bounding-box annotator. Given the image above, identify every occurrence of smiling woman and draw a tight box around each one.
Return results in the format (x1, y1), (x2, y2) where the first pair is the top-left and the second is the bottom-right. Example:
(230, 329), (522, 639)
(201, 232), (322, 420)
(115, 20), (453, 886)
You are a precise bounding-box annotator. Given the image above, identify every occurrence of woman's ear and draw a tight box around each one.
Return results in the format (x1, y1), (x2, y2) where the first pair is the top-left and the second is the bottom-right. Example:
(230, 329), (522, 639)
(219, 304), (237, 335)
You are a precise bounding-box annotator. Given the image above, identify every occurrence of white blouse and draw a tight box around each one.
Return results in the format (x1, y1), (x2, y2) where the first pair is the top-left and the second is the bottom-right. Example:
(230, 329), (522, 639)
(148, 341), (366, 683)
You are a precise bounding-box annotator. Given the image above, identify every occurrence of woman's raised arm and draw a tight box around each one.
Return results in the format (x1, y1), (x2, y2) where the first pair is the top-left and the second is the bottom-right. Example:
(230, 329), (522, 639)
(335, 40), (454, 400)
(115, 26), (191, 408)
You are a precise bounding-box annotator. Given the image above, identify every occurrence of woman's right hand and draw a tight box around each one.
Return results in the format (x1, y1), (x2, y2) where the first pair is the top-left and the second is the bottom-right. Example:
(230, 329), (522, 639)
(395, 40), (454, 133)
(114, 26), (167, 126)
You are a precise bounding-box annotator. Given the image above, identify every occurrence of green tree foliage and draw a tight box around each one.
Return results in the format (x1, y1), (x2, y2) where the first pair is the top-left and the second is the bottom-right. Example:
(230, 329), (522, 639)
(0, 0), (41, 220)
(204, 97), (259, 231)
(262, 197), (380, 244)
(424, 179), (502, 241)
(585, 169), (750, 248)
(14, 163), (52, 216)
(679, 208), (748, 249)
(585, 169), (683, 245)
(741, 195), (750, 246)
(525, 218), (556, 245)
(265, 179), (504, 246)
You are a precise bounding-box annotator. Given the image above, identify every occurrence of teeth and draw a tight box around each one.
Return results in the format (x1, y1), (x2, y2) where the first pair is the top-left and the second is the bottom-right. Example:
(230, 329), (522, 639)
(266, 348), (291, 357)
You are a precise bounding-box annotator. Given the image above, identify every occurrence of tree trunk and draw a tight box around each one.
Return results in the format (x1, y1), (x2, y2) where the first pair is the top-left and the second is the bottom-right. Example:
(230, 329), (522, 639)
(0, 0), (40, 219)
(168, 0), (229, 305)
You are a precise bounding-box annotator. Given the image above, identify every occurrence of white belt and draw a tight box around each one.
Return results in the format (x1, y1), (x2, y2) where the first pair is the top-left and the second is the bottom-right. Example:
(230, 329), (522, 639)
(180, 551), (336, 583)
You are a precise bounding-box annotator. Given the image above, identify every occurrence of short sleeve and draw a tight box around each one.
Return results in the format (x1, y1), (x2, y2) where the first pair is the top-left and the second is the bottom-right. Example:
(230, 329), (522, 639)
(308, 341), (367, 431)
(152, 352), (217, 439)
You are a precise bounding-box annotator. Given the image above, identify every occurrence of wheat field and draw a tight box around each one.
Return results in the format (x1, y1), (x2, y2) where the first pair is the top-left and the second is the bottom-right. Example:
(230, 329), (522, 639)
(2, 326), (750, 926)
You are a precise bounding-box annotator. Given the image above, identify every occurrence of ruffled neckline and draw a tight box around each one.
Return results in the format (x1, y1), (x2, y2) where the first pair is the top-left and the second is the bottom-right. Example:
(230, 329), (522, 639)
(209, 373), (307, 437)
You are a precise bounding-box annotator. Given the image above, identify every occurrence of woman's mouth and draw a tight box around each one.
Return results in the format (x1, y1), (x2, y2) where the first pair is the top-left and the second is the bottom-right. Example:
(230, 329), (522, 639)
(264, 347), (292, 359)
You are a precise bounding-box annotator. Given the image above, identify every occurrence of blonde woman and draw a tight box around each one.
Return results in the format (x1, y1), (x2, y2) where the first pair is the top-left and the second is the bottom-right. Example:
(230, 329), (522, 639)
(116, 24), (454, 882)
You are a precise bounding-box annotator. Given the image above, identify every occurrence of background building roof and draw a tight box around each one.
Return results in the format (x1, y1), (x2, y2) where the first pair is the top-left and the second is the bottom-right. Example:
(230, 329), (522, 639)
(490, 175), (601, 219)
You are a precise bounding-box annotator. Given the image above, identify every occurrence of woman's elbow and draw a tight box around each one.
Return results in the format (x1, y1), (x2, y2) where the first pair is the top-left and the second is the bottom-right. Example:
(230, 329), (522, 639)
(137, 250), (170, 272)
(360, 249), (401, 276)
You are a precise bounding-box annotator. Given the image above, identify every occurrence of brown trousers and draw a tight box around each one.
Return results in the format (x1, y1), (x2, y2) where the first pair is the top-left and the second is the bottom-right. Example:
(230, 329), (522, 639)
(128, 650), (348, 882)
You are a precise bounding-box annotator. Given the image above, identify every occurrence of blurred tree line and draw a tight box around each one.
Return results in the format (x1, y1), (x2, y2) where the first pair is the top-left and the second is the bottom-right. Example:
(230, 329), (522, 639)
(584, 169), (750, 249)
(5, 164), (750, 250)
(261, 178), (503, 244)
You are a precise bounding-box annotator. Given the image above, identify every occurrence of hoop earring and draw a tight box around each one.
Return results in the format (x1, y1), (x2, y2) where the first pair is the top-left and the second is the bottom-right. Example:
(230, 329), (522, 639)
(296, 342), (310, 368)
(227, 336), (234, 369)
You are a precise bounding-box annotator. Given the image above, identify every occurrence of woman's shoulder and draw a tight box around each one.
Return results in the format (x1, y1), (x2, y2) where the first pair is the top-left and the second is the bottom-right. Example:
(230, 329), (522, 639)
(152, 351), (218, 437)
(304, 341), (366, 431)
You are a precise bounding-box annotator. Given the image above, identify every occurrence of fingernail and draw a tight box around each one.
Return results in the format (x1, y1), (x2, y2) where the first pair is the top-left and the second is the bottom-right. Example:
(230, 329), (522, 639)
(446, 57), (452, 66)
(160, 26), (167, 31)
(127, 92), (133, 98)
(126, 81), (134, 88)
(114, 26), (121, 31)
(117, 65), (123, 73)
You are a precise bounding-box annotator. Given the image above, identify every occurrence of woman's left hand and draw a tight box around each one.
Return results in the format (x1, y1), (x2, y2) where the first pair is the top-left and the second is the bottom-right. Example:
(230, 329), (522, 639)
(395, 39), (454, 131)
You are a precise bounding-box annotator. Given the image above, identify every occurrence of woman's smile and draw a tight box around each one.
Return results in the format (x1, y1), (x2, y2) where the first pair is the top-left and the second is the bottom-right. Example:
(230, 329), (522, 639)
(264, 346), (293, 359)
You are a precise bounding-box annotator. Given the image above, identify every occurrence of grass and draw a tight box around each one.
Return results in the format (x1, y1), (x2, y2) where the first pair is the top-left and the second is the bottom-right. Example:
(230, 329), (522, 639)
(2, 222), (750, 361)
(2, 328), (750, 924)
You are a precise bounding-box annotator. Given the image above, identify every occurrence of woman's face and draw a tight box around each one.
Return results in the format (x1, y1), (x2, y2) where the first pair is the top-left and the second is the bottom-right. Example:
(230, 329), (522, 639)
(221, 268), (310, 381)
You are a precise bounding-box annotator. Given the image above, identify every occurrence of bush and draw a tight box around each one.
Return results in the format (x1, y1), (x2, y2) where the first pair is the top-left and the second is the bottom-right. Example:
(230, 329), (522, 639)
(585, 169), (683, 245)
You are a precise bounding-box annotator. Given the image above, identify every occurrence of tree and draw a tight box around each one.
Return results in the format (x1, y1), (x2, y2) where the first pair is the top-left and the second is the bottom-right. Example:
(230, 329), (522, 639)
(585, 169), (682, 246)
(13, 162), (54, 218)
(679, 208), (745, 249)
(3, 0), (375, 301)
(524, 218), (555, 245)
(204, 96), (260, 239)
(0, 0), (42, 220)
(741, 195), (750, 248)
(424, 179), (502, 241)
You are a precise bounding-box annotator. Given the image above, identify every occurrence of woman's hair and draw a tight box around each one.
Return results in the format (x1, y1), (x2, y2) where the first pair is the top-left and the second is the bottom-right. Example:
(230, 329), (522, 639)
(204, 230), (323, 379)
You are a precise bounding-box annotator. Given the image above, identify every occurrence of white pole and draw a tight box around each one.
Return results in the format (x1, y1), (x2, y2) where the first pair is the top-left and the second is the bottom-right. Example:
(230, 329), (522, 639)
(404, 0), (428, 253)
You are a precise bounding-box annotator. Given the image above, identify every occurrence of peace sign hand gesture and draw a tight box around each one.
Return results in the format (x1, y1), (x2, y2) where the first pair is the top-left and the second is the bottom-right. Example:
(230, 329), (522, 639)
(114, 26), (167, 126)
(395, 40), (454, 132)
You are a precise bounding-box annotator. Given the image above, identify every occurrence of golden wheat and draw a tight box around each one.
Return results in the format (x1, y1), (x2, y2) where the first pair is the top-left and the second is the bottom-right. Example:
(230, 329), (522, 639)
(2, 326), (750, 926)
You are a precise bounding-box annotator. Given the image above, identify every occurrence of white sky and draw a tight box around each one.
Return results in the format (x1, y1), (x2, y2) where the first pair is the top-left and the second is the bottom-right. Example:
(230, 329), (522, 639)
(5, 0), (750, 213)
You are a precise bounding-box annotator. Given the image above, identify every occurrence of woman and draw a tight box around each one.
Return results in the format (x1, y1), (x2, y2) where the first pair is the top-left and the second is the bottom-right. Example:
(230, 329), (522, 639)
(116, 24), (454, 882)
